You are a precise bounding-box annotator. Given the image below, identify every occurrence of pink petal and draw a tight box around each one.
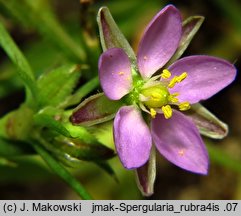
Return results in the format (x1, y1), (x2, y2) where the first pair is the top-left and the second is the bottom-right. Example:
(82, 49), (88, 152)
(137, 5), (182, 79)
(98, 48), (132, 100)
(168, 55), (237, 103)
(114, 106), (152, 169)
(151, 110), (209, 174)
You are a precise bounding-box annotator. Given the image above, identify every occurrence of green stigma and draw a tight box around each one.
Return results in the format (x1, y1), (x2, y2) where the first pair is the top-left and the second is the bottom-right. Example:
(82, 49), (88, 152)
(141, 84), (170, 108)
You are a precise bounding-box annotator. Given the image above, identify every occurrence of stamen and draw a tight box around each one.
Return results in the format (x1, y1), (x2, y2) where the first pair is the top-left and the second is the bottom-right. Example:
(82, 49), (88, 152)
(178, 102), (191, 111)
(176, 72), (187, 82)
(161, 69), (171, 79)
(161, 105), (172, 119)
(168, 94), (179, 103)
(168, 76), (178, 88)
(144, 56), (148, 60)
(168, 72), (188, 88)
(118, 71), (125, 76)
(150, 108), (157, 118)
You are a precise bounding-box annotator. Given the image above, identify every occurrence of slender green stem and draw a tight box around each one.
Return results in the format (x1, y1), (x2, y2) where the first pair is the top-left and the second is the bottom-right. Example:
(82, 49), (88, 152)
(60, 76), (99, 108)
(0, 22), (37, 102)
(74, 76), (99, 99)
(207, 142), (241, 174)
(32, 142), (93, 200)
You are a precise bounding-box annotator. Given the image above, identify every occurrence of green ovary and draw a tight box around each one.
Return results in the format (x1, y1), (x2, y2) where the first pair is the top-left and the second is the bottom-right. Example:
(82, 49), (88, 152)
(141, 84), (170, 108)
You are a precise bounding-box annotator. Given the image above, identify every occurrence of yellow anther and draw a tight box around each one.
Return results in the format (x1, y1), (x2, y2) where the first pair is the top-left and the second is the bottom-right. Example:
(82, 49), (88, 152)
(150, 108), (157, 118)
(161, 69), (171, 79)
(168, 94), (179, 103)
(178, 102), (191, 111)
(168, 76), (178, 88)
(176, 72), (187, 82)
(118, 71), (125, 76)
(173, 92), (179, 96)
(161, 105), (172, 119)
(168, 72), (188, 88)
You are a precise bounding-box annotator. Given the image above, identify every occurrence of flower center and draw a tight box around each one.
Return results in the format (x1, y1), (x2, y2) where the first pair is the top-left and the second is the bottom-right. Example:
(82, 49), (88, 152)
(138, 69), (191, 119)
(141, 84), (170, 108)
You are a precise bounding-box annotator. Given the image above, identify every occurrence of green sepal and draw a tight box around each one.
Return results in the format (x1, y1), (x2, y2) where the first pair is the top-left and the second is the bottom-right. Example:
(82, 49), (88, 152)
(53, 136), (115, 161)
(71, 93), (123, 126)
(64, 120), (115, 160)
(34, 111), (115, 162)
(97, 7), (136, 65)
(34, 113), (71, 138)
(37, 64), (81, 108)
(95, 161), (118, 182)
(187, 103), (228, 139)
(135, 146), (156, 196)
(167, 16), (205, 65)
(0, 105), (34, 141)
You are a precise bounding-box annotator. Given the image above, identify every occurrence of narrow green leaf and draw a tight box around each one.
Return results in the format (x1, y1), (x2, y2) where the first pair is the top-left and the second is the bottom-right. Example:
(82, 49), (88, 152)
(33, 142), (92, 199)
(186, 103), (228, 139)
(34, 113), (71, 138)
(97, 7), (136, 65)
(71, 93), (123, 126)
(37, 64), (81, 107)
(95, 161), (118, 182)
(0, 22), (36, 97)
(167, 16), (205, 65)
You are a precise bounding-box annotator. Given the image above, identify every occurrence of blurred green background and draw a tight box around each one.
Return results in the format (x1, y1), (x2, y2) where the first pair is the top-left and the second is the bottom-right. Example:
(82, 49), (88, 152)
(0, 0), (241, 199)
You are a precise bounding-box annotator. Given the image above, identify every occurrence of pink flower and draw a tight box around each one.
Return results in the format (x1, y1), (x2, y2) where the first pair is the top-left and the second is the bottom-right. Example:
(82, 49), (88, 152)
(98, 5), (236, 174)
